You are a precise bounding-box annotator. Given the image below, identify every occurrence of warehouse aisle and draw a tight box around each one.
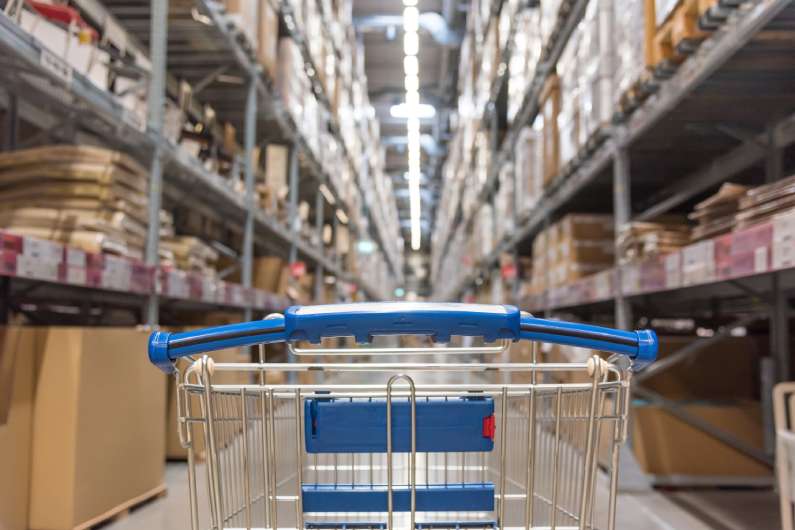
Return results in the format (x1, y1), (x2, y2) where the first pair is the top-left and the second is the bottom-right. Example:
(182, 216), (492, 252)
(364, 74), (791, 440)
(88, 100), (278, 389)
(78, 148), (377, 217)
(104, 463), (778, 530)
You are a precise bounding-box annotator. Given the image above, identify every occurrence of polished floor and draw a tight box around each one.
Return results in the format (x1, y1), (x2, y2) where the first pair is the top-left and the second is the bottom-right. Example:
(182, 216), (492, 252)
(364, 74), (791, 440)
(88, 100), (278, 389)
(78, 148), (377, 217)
(105, 463), (780, 530)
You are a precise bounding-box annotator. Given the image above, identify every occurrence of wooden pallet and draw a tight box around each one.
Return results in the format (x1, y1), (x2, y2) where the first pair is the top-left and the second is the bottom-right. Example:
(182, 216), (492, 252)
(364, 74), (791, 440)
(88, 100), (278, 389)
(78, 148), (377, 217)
(651, 0), (716, 78)
(614, 71), (657, 119)
(73, 484), (167, 530)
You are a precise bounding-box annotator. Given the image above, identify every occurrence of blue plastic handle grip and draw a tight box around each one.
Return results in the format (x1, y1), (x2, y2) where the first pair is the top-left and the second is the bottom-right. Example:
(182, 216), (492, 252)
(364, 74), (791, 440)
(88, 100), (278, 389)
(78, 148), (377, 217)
(147, 302), (657, 373)
(519, 314), (657, 368)
(284, 302), (521, 343)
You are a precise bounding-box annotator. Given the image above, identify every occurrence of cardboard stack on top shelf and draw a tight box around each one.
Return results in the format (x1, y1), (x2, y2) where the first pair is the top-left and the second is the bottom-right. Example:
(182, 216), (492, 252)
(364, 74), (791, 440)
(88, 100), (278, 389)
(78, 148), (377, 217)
(689, 182), (749, 241)
(0, 145), (149, 259)
(556, 28), (582, 171)
(577, 0), (614, 148)
(507, 9), (542, 125)
(617, 219), (691, 264)
(736, 174), (795, 229)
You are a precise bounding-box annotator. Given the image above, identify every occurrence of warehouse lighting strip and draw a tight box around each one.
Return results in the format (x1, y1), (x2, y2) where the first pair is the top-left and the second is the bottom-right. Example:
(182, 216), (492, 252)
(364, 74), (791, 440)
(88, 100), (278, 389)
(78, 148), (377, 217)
(403, 0), (422, 251)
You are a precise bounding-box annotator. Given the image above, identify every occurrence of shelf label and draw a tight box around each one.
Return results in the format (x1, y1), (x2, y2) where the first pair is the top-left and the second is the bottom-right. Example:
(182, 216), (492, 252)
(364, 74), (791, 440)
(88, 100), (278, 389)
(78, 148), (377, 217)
(16, 255), (59, 282)
(40, 49), (73, 86)
(65, 266), (87, 285)
(754, 246), (768, 273)
(101, 255), (132, 291)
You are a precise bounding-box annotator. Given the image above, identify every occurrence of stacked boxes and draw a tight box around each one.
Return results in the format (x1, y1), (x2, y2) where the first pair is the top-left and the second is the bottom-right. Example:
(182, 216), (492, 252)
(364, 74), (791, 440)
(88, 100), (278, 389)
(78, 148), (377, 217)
(0, 146), (149, 259)
(529, 214), (615, 291)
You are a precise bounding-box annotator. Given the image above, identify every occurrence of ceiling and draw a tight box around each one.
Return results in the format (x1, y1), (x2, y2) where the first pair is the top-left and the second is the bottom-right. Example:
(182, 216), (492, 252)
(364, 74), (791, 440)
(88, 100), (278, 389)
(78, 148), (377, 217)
(353, 0), (467, 260)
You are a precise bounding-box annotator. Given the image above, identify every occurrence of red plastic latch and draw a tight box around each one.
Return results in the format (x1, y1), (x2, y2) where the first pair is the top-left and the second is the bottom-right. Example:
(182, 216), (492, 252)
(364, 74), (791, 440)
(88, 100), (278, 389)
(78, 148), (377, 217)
(482, 415), (496, 440)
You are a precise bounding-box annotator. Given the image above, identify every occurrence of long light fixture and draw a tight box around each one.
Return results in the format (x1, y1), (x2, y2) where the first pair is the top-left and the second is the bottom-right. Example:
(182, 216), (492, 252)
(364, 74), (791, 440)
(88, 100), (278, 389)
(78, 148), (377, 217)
(403, 4), (422, 251)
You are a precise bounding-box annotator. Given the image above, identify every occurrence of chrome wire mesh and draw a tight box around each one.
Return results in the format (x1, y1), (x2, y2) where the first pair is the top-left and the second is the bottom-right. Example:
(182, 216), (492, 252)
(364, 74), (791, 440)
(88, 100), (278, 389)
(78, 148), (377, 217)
(177, 353), (629, 530)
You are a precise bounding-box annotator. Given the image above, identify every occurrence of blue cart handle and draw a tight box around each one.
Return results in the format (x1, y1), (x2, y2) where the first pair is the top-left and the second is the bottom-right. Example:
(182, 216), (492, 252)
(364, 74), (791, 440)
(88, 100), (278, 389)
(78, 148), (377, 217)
(149, 302), (657, 373)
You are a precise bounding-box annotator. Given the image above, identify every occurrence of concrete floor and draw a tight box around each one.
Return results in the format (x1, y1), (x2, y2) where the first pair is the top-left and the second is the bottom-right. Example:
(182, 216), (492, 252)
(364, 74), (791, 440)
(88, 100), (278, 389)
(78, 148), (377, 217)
(105, 463), (781, 530)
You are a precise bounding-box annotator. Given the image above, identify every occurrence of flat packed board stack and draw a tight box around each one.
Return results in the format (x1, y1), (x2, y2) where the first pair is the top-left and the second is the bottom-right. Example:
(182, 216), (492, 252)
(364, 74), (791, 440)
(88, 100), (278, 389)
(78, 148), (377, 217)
(689, 183), (749, 241)
(160, 237), (220, 278)
(736, 174), (795, 229)
(0, 145), (148, 259)
(617, 219), (691, 264)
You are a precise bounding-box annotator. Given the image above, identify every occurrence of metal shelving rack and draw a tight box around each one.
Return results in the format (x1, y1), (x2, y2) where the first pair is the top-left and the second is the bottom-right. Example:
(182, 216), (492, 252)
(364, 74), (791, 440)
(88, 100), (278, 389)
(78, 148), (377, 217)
(431, 0), (795, 477)
(0, 0), (396, 324)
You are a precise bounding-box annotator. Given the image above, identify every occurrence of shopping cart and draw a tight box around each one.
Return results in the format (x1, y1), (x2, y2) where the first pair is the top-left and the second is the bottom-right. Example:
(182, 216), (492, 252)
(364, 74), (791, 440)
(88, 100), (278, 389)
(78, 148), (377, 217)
(149, 302), (657, 530)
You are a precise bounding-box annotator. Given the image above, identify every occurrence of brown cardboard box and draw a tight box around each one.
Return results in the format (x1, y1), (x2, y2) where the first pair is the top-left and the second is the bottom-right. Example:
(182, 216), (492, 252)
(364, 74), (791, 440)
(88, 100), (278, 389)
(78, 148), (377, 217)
(257, 0), (279, 78)
(253, 256), (285, 292)
(557, 214), (614, 241)
(642, 335), (763, 400)
(540, 74), (561, 187)
(265, 144), (289, 199)
(0, 327), (43, 530)
(28, 328), (166, 530)
(631, 402), (770, 478)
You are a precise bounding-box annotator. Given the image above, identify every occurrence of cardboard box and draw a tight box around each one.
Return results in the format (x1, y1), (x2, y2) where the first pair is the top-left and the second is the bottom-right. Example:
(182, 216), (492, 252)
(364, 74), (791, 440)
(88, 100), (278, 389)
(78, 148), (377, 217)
(641, 335), (762, 400)
(0, 327), (43, 530)
(632, 402), (770, 478)
(253, 256), (285, 293)
(257, 0), (279, 78)
(28, 328), (166, 530)
(540, 75), (561, 187)
(265, 144), (289, 199)
(557, 214), (614, 241)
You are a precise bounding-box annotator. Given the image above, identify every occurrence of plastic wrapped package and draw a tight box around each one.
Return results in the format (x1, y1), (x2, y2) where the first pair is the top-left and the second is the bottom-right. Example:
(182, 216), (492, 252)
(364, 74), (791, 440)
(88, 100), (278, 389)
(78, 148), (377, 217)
(578, 0), (614, 146)
(507, 9), (542, 124)
(556, 27), (581, 169)
(225, 0), (259, 51)
(540, 74), (561, 188)
(655, 0), (679, 26)
(541, 0), (564, 45)
(476, 24), (501, 116)
(475, 130), (491, 192)
(479, 203), (495, 259)
(276, 38), (307, 125)
(612, 0), (648, 108)
(494, 165), (515, 242)
(514, 118), (544, 219)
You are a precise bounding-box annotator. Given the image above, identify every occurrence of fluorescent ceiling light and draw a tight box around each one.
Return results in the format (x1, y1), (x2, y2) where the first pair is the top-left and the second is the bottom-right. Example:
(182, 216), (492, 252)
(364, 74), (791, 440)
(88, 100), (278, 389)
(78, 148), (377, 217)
(403, 0), (417, 5)
(408, 172), (421, 251)
(407, 117), (420, 133)
(405, 90), (420, 106)
(404, 74), (419, 92)
(403, 7), (419, 32)
(403, 31), (419, 56)
(336, 209), (348, 225)
(403, 55), (418, 75)
(389, 103), (436, 119)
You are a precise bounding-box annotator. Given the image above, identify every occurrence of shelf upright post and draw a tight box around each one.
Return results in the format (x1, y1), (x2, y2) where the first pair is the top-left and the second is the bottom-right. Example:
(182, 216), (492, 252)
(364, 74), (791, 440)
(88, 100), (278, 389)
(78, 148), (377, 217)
(2, 94), (18, 151)
(287, 144), (300, 264)
(314, 187), (325, 303)
(144, 0), (169, 326)
(241, 73), (258, 321)
(613, 140), (633, 329)
(767, 123), (789, 383)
